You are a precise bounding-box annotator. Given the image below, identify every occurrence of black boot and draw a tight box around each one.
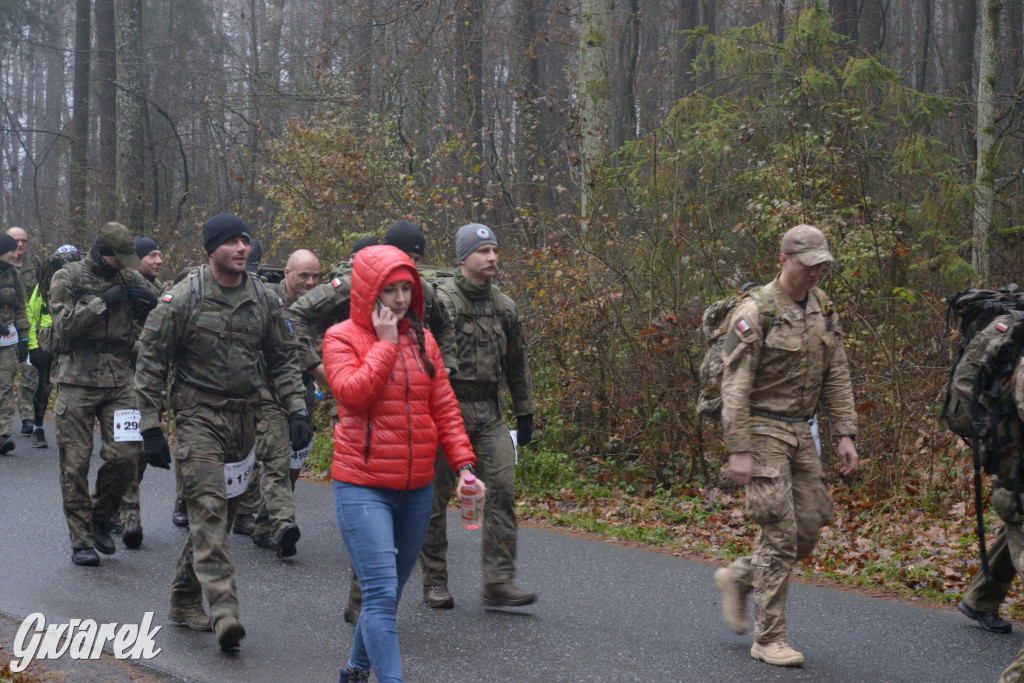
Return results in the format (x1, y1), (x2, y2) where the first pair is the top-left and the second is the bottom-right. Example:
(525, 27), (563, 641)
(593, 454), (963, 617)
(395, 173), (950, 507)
(92, 520), (116, 555)
(172, 497), (188, 528)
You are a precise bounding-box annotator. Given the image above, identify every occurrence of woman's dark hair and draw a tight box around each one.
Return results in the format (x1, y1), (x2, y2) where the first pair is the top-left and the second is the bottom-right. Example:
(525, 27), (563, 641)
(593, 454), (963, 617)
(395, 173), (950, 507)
(407, 311), (436, 379)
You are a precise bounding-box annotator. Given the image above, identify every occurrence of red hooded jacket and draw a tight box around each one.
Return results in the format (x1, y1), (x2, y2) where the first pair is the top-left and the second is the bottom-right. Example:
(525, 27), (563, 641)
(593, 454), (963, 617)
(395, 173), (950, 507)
(323, 245), (475, 488)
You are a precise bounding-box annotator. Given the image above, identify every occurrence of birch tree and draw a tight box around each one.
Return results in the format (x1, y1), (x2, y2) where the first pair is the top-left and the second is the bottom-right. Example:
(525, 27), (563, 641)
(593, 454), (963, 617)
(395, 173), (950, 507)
(115, 0), (146, 231)
(972, 0), (1001, 284)
(579, 0), (613, 246)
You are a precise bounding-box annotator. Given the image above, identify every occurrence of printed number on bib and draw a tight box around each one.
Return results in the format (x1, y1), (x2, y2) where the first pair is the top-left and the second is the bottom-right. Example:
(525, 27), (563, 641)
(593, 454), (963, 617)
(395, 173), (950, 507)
(224, 447), (257, 499)
(290, 442), (311, 470)
(0, 323), (17, 348)
(114, 409), (142, 442)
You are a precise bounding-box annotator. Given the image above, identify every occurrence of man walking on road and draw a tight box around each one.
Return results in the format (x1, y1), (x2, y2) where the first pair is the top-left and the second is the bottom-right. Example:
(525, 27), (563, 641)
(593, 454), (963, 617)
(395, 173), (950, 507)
(134, 214), (312, 651)
(6, 227), (40, 438)
(714, 224), (858, 667)
(49, 222), (156, 565)
(0, 233), (29, 456)
(418, 222), (537, 609)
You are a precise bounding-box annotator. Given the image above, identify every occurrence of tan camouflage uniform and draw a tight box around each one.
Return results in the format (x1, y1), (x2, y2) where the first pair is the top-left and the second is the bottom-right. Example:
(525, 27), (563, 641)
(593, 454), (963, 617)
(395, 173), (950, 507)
(720, 275), (857, 646)
(118, 275), (165, 525)
(0, 263), (28, 440)
(15, 256), (40, 428)
(419, 278), (535, 587)
(134, 266), (305, 626)
(49, 258), (148, 550)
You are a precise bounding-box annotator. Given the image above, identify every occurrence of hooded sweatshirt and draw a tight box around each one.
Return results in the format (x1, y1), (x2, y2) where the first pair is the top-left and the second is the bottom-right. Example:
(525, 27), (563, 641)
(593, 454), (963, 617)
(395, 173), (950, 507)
(323, 245), (475, 489)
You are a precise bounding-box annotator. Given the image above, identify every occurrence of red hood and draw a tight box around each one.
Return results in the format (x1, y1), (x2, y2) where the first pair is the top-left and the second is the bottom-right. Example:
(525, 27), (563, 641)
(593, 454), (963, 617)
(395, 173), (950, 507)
(350, 245), (424, 331)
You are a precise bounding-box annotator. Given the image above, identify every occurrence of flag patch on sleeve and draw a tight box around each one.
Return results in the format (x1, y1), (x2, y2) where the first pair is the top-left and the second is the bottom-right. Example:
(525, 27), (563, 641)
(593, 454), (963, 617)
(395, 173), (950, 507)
(161, 293), (173, 302)
(996, 321), (1009, 332)
(736, 319), (751, 333)
(331, 278), (342, 288)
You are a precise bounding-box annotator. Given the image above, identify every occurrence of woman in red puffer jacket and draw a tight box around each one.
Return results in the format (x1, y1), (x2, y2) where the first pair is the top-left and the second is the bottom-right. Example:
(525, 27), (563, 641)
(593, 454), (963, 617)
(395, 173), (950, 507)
(323, 245), (483, 683)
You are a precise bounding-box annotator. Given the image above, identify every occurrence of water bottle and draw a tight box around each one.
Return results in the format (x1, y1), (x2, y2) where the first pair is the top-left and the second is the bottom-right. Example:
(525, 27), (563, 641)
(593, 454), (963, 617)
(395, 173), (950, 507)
(460, 474), (481, 530)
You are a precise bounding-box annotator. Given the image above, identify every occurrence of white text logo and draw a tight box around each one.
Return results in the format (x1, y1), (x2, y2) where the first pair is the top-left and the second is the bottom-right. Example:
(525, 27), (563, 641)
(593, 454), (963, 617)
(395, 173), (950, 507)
(11, 612), (162, 673)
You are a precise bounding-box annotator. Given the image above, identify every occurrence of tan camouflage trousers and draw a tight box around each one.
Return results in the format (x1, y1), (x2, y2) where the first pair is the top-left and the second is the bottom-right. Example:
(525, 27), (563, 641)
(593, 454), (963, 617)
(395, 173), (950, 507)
(17, 358), (37, 423)
(987, 486), (1024, 683)
(419, 398), (519, 587)
(961, 525), (1014, 614)
(235, 399), (297, 536)
(170, 402), (257, 627)
(0, 345), (17, 437)
(118, 453), (148, 524)
(727, 423), (833, 645)
(54, 383), (140, 549)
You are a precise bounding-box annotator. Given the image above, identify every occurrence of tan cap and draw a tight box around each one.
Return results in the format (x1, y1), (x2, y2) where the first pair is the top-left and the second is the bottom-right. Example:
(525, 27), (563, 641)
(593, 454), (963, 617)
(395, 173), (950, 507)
(780, 224), (833, 266)
(98, 222), (141, 268)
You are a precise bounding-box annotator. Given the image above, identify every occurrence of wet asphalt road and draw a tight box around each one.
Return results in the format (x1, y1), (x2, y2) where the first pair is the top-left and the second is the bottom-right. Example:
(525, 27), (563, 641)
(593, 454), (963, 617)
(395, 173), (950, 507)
(0, 422), (1021, 682)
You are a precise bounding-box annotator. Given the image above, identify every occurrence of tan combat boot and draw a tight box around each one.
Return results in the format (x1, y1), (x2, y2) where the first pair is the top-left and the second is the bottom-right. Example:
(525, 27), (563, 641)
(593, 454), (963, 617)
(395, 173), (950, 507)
(713, 567), (749, 635)
(168, 604), (212, 631)
(750, 640), (804, 667)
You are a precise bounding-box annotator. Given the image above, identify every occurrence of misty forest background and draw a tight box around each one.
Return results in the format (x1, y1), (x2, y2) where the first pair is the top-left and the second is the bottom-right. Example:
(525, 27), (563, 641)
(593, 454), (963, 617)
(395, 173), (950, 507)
(5, 1), (1024, 597)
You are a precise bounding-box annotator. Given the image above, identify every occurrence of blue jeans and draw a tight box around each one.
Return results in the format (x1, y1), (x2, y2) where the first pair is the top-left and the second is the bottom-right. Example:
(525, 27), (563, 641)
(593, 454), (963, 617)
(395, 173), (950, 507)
(334, 481), (433, 682)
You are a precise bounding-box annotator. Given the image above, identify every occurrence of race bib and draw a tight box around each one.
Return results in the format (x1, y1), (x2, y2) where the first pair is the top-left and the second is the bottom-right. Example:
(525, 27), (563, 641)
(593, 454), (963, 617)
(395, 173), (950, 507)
(0, 323), (17, 347)
(224, 447), (257, 499)
(113, 409), (142, 442)
(290, 442), (312, 470)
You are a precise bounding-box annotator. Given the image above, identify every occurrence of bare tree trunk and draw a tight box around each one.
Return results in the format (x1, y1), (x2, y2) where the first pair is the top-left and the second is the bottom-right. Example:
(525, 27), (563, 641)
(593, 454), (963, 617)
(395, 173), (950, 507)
(698, 0), (716, 89)
(916, 0), (933, 91)
(512, 0), (539, 216)
(455, 0), (485, 211)
(954, 0), (979, 159)
(115, 0), (146, 230)
(858, 0), (885, 53)
(611, 0), (639, 152)
(95, 0), (117, 223)
(579, 0), (613, 248)
(70, 0), (91, 243)
(973, 0), (1001, 285)
(675, 0), (699, 100)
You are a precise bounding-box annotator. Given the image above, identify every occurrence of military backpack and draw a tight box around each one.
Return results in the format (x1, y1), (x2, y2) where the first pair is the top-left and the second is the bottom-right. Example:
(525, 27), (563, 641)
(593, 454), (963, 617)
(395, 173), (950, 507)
(942, 285), (1024, 578)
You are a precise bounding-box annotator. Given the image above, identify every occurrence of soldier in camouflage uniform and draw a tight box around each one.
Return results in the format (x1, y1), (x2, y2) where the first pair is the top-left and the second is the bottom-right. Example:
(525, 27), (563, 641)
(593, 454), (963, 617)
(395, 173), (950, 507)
(7, 227), (40, 437)
(0, 233), (29, 456)
(247, 248), (321, 555)
(49, 222), (157, 566)
(134, 214), (311, 651)
(113, 236), (167, 544)
(714, 225), (858, 667)
(418, 223), (537, 608)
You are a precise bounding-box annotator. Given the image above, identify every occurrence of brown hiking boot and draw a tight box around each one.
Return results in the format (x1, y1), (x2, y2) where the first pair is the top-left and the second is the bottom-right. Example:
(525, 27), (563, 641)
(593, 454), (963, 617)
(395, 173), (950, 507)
(232, 513), (256, 536)
(482, 583), (536, 607)
(750, 641), (804, 667)
(168, 604), (212, 631)
(714, 567), (749, 635)
(214, 616), (246, 651)
(424, 584), (455, 609)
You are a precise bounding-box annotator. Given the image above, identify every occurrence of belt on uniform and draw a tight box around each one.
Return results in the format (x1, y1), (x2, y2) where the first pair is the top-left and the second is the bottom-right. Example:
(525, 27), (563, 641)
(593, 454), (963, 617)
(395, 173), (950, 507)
(171, 383), (260, 412)
(451, 381), (499, 403)
(750, 408), (814, 423)
(75, 339), (133, 359)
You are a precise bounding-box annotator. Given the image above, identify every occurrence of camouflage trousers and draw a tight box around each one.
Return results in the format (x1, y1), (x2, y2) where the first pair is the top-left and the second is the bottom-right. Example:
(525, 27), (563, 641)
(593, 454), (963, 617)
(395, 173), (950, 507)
(170, 401), (257, 627)
(727, 423), (832, 645)
(235, 399), (297, 536)
(0, 345), (17, 437)
(54, 383), (140, 549)
(991, 486), (1024, 683)
(419, 398), (519, 587)
(118, 453), (148, 524)
(961, 524), (1014, 614)
(18, 357), (37, 423)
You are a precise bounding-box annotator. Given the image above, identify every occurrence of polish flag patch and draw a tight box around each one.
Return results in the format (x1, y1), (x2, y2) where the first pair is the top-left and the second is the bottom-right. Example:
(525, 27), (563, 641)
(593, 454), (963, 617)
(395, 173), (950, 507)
(736, 318), (751, 333)
(996, 321), (1009, 333)
(331, 278), (342, 288)
(161, 293), (173, 302)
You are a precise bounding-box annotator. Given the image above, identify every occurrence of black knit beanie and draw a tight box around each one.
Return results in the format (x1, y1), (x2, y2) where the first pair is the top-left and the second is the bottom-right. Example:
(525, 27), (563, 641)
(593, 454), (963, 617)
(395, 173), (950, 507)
(383, 220), (425, 257)
(203, 214), (251, 254)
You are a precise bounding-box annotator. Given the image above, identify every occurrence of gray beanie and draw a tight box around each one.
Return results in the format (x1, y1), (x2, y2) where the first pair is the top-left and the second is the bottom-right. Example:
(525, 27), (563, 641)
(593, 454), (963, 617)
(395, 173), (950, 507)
(455, 223), (498, 262)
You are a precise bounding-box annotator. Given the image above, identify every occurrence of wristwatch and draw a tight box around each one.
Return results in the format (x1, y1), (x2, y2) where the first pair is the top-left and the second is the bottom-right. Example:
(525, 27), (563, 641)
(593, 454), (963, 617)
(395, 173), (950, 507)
(459, 464), (475, 475)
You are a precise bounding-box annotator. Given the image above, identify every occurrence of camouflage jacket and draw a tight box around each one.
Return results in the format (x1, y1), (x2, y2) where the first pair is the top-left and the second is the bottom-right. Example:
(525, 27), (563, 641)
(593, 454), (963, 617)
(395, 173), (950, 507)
(272, 280), (299, 308)
(134, 266), (306, 432)
(140, 275), (165, 296)
(0, 263), (28, 339)
(16, 254), (41, 300)
(720, 276), (857, 454)
(289, 266), (457, 372)
(436, 278), (535, 416)
(48, 258), (149, 387)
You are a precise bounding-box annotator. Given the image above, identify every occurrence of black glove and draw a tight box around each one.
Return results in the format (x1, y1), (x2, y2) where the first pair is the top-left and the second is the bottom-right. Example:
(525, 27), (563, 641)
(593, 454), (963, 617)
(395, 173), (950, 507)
(516, 414), (534, 447)
(16, 339), (28, 363)
(28, 347), (46, 369)
(126, 285), (158, 309)
(289, 410), (314, 451)
(142, 427), (171, 470)
(98, 284), (126, 306)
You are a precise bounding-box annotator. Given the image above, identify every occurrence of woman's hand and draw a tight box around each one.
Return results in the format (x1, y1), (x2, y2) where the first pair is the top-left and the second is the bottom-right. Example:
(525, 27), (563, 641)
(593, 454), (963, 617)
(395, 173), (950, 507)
(456, 468), (486, 511)
(372, 303), (399, 344)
